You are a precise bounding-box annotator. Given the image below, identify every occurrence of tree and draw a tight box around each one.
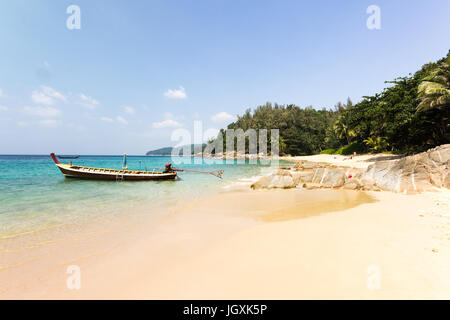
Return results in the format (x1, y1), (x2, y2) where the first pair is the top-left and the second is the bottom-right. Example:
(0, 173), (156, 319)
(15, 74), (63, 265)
(333, 99), (356, 145)
(363, 137), (388, 153)
(213, 52), (450, 156)
(417, 53), (450, 111)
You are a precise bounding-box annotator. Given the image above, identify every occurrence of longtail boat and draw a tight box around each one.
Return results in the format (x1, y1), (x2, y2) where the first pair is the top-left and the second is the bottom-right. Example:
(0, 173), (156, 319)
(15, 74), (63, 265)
(50, 153), (177, 181)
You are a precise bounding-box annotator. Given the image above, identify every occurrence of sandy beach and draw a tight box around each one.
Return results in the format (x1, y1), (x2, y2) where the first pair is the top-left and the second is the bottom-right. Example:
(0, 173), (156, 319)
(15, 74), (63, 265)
(280, 153), (404, 169)
(2, 0), (449, 306)
(1, 161), (449, 299)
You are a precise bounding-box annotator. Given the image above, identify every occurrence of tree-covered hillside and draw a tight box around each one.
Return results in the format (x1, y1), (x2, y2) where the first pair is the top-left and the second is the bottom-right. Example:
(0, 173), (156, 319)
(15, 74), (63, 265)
(218, 51), (450, 155)
(146, 144), (206, 156)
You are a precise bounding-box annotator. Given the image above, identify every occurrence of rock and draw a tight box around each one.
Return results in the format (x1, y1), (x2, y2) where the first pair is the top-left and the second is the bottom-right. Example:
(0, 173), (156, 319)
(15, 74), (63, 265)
(291, 171), (315, 184)
(293, 161), (306, 170)
(303, 183), (320, 190)
(251, 169), (296, 189)
(362, 160), (398, 192)
(309, 168), (324, 184)
(275, 169), (292, 176)
(343, 179), (362, 190)
(345, 174), (362, 189)
(361, 144), (450, 193)
(444, 173), (450, 189)
(250, 176), (271, 189)
(294, 161), (330, 170)
(251, 144), (450, 193)
(320, 169), (346, 188)
(428, 144), (450, 164)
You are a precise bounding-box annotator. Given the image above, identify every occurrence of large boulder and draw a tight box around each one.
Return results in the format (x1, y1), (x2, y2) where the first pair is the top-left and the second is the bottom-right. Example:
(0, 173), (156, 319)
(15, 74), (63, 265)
(343, 179), (362, 190)
(251, 145), (449, 193)
(291, 171), (315, 184)
(361, 144), (450, 193)
(320, 169), (346, 188)
(251, 169), (296, 189)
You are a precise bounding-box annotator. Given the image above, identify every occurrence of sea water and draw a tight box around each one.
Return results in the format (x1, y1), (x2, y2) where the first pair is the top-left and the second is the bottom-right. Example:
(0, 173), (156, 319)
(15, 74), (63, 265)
(0, 155), (277, 238)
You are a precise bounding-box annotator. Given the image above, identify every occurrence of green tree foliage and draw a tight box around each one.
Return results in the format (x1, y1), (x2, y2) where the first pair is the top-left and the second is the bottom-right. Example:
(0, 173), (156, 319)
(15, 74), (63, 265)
(363, 137), (388, 153)
(225, 103), (339, 155)
(333, 99), (356, 145)
(417, 55), (450, 111)
(215, 51), (450, 155)
(344, 51), (450, 152)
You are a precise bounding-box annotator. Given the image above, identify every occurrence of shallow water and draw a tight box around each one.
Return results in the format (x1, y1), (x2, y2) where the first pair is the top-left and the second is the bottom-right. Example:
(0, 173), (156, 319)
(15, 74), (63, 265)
(0, 157), (381, 298)
(0, 155), (274, 238)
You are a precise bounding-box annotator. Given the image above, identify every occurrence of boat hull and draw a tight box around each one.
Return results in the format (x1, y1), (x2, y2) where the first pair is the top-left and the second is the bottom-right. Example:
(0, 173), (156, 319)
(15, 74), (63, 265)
(56, 164), (177, 181)
(50, 153), (177, 181)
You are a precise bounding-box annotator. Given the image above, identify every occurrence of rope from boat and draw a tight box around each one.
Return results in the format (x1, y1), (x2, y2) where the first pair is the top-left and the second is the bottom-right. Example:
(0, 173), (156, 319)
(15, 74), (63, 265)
(172, 168), (224, 179)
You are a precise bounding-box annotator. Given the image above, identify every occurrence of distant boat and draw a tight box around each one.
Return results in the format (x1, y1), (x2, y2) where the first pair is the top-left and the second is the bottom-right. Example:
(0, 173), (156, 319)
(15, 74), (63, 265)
(50, 153), (177, 181)
(57, 155), (79, 159)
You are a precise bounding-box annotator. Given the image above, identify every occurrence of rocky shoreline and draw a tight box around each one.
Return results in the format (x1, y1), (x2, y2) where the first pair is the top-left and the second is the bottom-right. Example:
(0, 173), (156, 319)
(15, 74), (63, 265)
(251, 144), (450, 194)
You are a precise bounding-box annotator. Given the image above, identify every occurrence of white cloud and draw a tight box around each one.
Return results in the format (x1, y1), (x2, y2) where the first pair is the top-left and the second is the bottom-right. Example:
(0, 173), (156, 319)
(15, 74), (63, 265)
(42, 86), (66, 101)
(152, 119), (181, 128)
(17, 121), (28, 127)
(164, 86), (187, 99)
(123, 106), (135, 115)
(23, 106), (61, 117)
(101, 116), (128, 124)
(39, 119), (61, 128)
(100, 116), (114, 122)
(0, 89), (3, 97)
(116, 116), (128, 125)
(31, 90), (53, 105)
(211, 111), (235, 123)
(31, 86), (66, 105)
(0, 105), (7, 111)
(78, 93), (99, 109)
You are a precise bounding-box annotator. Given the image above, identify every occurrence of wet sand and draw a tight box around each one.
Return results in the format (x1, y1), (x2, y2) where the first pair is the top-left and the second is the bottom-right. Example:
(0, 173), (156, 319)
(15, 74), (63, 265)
(0, 188), (449, 299)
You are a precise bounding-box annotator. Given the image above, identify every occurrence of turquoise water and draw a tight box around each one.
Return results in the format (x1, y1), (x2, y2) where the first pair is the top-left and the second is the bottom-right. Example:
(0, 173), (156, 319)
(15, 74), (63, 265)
(0, 155), (273, 237)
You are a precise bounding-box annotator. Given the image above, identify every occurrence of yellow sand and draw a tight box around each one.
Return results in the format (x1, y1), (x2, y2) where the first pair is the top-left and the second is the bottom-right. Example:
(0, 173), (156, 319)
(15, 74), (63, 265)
(1, 187), (449, 299)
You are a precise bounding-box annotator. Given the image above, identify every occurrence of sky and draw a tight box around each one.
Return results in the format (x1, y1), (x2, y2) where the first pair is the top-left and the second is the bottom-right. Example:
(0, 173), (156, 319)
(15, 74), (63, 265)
(0, 0), (449, 154)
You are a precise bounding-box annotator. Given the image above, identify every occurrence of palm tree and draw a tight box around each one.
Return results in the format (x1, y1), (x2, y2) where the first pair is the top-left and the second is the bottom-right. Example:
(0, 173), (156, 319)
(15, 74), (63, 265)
(417, 55), (450, 111)
(334, 115), (356, 145)
(363, 137), (387, 153)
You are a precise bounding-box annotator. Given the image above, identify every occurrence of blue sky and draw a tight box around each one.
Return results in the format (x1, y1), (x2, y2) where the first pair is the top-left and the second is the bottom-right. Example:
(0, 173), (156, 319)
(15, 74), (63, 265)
(0, 0), (449, 154)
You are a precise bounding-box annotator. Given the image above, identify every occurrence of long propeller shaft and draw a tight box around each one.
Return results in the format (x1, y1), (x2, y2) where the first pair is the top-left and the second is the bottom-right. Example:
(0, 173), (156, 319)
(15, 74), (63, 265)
(173, 168), (224, 179)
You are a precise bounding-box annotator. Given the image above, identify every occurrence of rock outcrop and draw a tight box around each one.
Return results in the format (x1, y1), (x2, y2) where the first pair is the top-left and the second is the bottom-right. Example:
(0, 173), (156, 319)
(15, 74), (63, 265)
(251, 144), (450, 194)
(251, 169), (296, 189)
(361, 144), (450, 193)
